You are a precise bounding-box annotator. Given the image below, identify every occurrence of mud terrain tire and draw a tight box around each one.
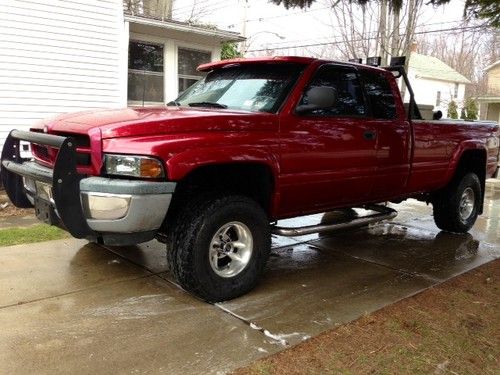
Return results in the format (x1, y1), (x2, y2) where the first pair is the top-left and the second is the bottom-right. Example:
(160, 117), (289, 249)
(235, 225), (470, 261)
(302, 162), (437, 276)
(167, 194), (271, 302)
(432, 173), (481, 233)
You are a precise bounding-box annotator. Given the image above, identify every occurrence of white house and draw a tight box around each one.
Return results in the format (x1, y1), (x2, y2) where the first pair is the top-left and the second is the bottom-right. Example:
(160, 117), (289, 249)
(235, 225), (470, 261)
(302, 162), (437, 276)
(0, 0), (242, 151)
(403, 50), (471, 118)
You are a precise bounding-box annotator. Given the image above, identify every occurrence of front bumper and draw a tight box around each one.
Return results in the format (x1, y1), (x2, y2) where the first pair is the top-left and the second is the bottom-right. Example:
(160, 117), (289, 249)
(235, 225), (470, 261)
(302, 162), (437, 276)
(80, 177), (174, 233)
(1, 130), (175, 245)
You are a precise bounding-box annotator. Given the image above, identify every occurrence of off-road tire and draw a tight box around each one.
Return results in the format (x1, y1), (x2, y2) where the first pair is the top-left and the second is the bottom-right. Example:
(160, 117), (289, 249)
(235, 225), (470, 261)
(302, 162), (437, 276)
(167, 194), (271, 302)
(432, 173), (481, 233)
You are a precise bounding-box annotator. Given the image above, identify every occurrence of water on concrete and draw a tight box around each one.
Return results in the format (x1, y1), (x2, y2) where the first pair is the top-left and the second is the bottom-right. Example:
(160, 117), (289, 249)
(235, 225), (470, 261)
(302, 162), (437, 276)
(0, 181), (498, 374)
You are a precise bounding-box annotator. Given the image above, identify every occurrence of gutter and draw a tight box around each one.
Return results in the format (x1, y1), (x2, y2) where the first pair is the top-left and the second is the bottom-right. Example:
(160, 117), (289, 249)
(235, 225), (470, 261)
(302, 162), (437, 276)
(124, 14), (245, 42)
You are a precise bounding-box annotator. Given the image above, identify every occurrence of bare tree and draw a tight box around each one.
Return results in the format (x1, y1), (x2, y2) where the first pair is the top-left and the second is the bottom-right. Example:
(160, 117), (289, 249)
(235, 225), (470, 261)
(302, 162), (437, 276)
(418, 26), (499, 97)
(316, 0), (422, 65)
(124, 0), (173, 20)
(173, 0), (216, 23)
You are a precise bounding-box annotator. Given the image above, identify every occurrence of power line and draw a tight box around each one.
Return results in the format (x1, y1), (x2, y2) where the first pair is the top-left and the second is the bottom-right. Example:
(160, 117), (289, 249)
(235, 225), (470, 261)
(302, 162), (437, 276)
(172, 0), (215, 12)
(250, 19), (468, 48)
(173, 0), (233, 16)
(247, 25), (488, 52)
(225, 5), (333, 28)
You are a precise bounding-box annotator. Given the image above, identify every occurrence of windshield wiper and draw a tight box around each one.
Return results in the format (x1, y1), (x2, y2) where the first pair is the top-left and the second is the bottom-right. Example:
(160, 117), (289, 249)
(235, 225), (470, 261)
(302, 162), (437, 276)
(187, 102), (228, 109)
(167, 100), (181, 107)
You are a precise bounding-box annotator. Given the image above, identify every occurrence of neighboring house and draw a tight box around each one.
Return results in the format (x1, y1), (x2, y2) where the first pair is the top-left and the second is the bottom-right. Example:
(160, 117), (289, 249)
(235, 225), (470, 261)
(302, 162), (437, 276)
(477, 60), (500, 122)
(403, 49), (471, 118)
(0, 0), (242, 151)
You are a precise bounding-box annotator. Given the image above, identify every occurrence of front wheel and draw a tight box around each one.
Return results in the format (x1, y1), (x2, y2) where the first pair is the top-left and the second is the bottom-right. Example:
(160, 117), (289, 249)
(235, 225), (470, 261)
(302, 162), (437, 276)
(168, 195), (271, 302)
(432, 173), (481, 233)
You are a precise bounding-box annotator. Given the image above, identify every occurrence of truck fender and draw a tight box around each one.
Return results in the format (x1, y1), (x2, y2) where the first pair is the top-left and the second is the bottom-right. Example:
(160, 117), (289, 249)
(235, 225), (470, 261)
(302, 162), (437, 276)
(165, 146), (281, 213)
(165, 146), (279, 180)
(444, 140), (488, 185)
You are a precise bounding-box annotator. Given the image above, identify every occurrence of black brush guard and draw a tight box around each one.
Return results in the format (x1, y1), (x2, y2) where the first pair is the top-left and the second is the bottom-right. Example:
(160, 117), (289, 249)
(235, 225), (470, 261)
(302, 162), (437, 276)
(1, 130), (94, 239)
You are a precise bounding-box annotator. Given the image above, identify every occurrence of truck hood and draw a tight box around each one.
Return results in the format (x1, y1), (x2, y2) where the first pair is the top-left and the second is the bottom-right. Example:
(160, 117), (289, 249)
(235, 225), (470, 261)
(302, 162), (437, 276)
(34, 107), (275, 139)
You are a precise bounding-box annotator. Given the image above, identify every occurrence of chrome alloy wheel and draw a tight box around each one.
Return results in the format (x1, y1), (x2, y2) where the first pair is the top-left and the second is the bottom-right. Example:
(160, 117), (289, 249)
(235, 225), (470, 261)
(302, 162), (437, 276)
(209, 221), (253, 278)
(459, 187), (475, 222)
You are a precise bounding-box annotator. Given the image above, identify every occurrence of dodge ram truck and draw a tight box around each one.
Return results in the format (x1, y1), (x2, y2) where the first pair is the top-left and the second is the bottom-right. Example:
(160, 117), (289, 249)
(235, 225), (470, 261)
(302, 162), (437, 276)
(2, 56), (499, 302)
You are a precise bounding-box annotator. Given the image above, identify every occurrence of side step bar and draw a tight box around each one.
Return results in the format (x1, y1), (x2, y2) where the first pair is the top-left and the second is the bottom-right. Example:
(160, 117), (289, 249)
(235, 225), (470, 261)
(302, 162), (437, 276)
(271, 205), (397, 237)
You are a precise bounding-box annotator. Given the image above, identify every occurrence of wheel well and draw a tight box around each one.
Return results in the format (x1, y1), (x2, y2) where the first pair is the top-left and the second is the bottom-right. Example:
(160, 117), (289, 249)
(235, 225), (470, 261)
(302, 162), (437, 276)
(161, 163), (275, 234)
(455, 149), (486, 183)
(454, 149), (487, 212)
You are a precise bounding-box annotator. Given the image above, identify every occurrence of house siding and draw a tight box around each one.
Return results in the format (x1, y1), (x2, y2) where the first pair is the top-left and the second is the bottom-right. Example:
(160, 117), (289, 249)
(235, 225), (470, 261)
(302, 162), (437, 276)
(486, 65), (500, 95)
(0, 0), (126, 149)
(404, 70), (466, 118)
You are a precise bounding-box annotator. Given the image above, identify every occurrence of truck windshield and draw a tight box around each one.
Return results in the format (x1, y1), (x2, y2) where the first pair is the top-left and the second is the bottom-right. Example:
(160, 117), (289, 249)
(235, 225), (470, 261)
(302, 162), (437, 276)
(172, 63), (305, 113)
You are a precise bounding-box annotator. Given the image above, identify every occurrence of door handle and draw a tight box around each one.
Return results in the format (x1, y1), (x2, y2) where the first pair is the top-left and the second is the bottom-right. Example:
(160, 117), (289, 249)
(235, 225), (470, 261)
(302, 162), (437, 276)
(363, 130), (377, 141)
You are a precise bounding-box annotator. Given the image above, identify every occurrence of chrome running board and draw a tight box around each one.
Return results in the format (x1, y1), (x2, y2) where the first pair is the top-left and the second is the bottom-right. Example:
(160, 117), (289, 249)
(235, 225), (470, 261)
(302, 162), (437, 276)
(271, 205), (397, 237)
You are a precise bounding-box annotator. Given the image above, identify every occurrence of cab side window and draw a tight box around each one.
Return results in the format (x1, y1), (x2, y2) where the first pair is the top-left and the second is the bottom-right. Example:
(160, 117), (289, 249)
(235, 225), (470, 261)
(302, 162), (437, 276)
(361, 71), (397, 119)
(299, 65), (366, 117)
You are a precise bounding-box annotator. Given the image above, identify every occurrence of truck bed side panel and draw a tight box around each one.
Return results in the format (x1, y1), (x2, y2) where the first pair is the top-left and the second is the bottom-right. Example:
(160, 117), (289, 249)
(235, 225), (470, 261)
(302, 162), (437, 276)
(407, 120), (499, 194)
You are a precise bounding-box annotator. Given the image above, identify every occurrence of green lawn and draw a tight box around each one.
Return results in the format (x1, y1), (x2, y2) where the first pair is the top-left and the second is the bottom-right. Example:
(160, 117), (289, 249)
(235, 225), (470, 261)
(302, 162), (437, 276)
(0, 224), (69, 247)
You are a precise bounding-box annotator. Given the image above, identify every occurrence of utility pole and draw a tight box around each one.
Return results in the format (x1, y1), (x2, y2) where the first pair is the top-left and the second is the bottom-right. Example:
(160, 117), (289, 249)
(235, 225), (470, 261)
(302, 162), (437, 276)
(239, 0), (248, 55)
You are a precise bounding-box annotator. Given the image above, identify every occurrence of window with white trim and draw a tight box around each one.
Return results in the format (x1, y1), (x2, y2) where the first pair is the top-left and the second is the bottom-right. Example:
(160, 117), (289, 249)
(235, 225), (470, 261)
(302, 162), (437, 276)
(128, 41), (164, 104)
(178, 48), (211, 94)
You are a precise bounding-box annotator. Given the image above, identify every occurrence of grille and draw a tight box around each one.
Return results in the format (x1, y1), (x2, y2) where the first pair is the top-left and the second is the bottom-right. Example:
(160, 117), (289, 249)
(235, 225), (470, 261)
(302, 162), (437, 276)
(31, 131), (92, 167)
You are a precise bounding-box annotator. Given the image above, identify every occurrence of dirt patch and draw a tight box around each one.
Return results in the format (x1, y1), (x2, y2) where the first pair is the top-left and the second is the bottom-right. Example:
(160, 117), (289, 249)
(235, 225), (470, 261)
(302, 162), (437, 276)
(234, 259), (499, 375)
(0, 191), (34, 218)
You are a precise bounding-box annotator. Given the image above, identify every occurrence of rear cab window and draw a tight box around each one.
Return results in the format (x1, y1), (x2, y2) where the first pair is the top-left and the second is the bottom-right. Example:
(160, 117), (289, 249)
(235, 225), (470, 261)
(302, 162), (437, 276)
(360, 70), (397, 119)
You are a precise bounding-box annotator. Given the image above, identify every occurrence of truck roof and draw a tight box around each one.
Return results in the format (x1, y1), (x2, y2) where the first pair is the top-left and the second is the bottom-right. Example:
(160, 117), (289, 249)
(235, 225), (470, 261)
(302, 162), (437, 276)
(198, 56), (317, 72)
(198, 55), (386, 73)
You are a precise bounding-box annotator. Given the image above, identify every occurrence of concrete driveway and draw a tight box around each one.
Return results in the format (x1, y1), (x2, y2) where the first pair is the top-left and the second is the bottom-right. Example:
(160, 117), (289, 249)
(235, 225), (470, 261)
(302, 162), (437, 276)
(1, 181), (499, 374)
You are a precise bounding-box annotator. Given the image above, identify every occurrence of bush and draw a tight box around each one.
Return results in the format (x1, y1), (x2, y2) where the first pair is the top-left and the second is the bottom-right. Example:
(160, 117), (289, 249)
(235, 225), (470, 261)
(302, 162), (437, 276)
(464, 98), (478, 120)
(448, 100), (458, 119)
(221, 42), (242, 60)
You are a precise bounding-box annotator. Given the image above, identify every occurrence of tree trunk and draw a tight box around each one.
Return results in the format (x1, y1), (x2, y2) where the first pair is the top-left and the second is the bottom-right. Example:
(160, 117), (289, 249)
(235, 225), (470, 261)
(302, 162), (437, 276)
(390, 6), (400, 59)
(378, 0), (389, 64)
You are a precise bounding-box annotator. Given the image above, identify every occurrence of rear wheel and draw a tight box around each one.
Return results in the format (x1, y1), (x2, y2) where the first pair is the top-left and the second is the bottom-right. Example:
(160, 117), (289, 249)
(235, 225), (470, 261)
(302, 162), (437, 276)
(167, 194), (271, 302)
(432, 173), (481, 233)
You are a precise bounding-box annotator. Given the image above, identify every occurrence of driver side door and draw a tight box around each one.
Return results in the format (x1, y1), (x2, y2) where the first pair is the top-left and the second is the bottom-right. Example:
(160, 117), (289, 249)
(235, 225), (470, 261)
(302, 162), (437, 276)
(278, 64), (378, 216)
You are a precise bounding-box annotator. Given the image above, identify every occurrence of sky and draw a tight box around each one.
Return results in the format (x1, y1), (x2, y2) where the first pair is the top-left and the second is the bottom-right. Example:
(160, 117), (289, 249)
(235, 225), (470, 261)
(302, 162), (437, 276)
(170, 0), (470, 57)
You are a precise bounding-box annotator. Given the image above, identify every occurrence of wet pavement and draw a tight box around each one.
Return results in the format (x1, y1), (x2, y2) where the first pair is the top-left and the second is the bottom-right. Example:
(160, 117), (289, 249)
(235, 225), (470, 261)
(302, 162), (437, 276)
(1, 180), (499, 374)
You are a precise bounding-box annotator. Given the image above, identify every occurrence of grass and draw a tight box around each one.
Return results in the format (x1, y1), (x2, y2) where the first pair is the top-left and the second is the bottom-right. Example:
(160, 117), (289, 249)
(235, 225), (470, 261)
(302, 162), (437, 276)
(0, 224), (70, 247)
(234, 259), (499, 375)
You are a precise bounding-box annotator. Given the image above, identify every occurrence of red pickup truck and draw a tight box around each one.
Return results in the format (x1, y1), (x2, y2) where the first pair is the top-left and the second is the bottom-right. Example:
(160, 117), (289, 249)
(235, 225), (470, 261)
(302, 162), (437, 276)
(2, 56), (499, 301)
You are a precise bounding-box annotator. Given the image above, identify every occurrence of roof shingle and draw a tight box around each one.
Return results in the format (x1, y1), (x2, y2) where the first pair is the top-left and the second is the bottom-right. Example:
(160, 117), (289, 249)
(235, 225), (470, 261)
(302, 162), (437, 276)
(409, 52), (471, 84)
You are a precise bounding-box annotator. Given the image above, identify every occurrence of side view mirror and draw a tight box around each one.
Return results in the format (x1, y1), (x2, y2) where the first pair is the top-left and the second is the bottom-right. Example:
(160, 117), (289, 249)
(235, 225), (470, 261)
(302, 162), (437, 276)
(296, 86), (337, 114)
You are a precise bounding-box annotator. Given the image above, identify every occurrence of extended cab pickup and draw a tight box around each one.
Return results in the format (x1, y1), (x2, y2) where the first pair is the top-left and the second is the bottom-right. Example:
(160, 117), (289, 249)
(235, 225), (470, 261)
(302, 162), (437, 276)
(2, 56), (499, 301)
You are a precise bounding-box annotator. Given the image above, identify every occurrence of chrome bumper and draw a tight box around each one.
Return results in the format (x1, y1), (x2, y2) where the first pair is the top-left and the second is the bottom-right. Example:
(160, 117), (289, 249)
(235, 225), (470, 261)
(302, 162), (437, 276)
(80, 177), (174, 233)
(20, 173), (175, 244)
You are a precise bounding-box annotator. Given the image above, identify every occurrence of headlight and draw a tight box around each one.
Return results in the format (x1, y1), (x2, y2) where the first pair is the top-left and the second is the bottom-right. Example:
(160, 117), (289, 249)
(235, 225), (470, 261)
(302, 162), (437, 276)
(105, 154), (165, 178)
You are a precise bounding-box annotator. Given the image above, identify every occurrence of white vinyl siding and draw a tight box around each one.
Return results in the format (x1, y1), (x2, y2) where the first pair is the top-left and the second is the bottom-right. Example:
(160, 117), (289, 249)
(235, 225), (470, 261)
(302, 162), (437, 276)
(403, 70), (467, 118)
(0, 0), (125, 149)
